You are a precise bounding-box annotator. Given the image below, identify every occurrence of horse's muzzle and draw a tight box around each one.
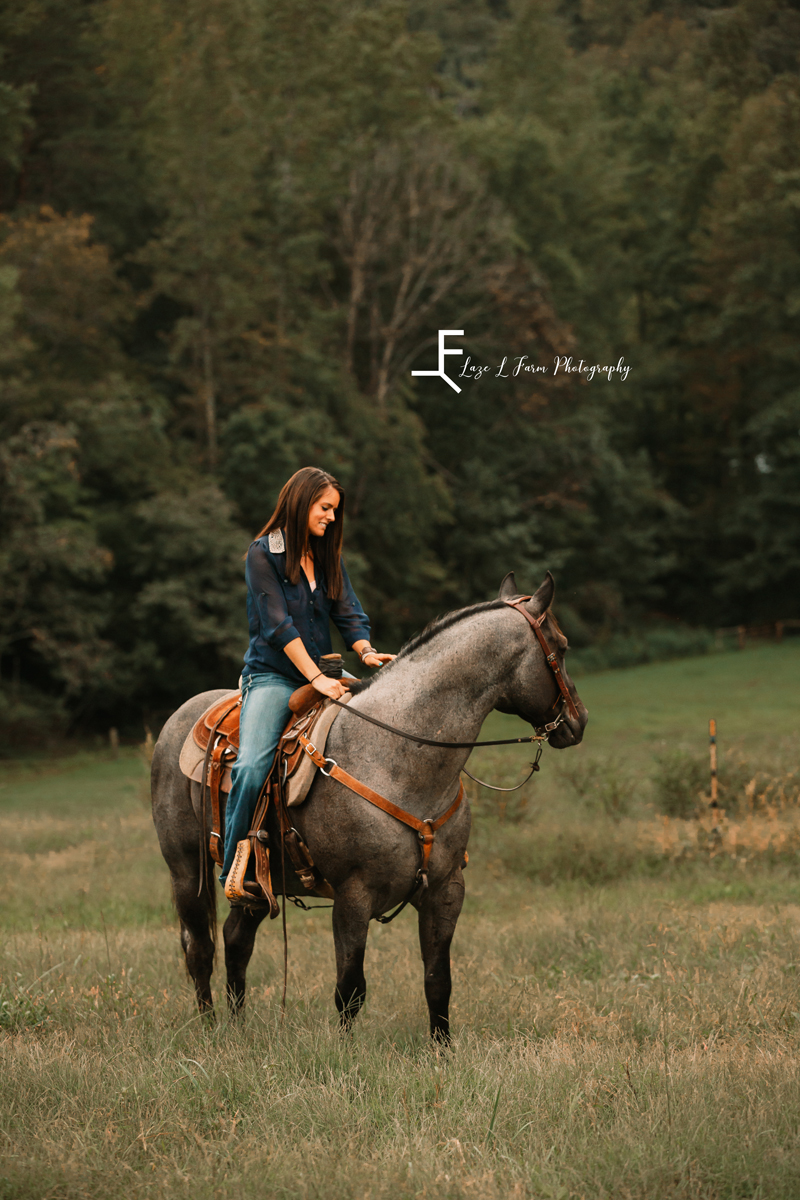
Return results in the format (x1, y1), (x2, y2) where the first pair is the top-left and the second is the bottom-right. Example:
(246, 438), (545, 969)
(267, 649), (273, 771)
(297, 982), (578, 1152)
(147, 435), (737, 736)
(547, 706), (588, 749)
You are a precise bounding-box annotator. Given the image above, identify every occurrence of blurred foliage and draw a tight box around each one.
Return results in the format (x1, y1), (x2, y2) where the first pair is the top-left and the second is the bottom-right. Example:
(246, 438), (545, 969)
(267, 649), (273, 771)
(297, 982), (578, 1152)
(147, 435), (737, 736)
(651, 744), (766, 818)
(0, 0), (798, 740)
(650, 748), (710, 819)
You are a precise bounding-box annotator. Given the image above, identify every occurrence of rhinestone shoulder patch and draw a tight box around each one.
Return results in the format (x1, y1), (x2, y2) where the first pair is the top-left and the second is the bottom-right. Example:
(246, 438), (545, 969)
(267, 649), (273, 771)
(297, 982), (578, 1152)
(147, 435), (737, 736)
(268, 529), (285, 553)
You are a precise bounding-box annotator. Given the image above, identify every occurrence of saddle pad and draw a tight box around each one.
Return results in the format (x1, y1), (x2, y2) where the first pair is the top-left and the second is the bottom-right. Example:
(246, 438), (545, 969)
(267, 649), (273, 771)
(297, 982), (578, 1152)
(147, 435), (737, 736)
(178, 690), (239, 790)
(285, 695), (348, 807)
(178, 690), (350, 806)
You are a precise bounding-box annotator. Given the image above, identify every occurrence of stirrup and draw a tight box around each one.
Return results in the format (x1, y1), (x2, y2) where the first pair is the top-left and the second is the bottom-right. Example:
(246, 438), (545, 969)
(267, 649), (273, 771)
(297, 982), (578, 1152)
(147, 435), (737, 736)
(224, 839), (279, 916)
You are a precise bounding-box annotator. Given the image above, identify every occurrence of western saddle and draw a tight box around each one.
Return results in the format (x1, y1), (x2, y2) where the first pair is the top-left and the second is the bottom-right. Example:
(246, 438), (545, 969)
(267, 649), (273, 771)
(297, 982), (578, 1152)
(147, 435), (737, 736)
(187, 676), (346, 914)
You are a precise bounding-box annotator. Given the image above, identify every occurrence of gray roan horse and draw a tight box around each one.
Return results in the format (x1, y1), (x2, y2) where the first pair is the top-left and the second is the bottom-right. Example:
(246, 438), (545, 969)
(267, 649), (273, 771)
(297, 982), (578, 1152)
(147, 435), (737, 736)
(151, 572), (587, 1041)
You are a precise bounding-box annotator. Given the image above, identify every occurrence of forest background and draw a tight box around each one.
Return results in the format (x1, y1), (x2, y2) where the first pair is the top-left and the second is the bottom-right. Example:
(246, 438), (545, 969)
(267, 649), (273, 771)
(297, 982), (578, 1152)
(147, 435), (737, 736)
(1, 0), (799, 744)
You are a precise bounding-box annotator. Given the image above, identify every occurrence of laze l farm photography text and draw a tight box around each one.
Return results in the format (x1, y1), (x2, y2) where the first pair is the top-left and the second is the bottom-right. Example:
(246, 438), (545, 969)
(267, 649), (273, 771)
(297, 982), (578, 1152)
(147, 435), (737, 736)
(459, 354), (633, 382)
(410, 328), (633, 392)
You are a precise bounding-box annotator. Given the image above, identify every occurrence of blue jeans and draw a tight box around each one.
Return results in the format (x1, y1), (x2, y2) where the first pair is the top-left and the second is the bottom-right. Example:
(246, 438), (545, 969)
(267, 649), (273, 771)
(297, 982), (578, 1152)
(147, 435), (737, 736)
(219, 668), (356, 885)
(220, 671), (297, 884)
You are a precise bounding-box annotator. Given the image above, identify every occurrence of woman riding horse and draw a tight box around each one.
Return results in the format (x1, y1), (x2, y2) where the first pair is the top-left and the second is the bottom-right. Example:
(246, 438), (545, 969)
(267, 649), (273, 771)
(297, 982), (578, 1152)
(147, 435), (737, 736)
(220, 466), (395, 891)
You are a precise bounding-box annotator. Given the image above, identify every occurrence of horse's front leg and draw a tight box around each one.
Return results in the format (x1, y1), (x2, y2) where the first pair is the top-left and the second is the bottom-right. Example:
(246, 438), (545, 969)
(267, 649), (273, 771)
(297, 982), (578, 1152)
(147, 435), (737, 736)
(417, 866), (466, 1044)
(332, 878), (373, 1030)
(223, 905), (270, 1013)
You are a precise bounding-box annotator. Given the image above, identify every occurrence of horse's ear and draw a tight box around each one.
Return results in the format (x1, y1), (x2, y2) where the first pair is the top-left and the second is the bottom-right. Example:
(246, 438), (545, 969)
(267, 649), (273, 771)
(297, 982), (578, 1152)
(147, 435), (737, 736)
(498, 571), (519, 599)
(526, 571), (555, 616)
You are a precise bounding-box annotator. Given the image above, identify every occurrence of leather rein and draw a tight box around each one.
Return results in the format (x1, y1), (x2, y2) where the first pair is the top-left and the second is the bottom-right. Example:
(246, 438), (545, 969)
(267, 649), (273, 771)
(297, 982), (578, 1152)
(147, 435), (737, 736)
(218, 598), (578, 927)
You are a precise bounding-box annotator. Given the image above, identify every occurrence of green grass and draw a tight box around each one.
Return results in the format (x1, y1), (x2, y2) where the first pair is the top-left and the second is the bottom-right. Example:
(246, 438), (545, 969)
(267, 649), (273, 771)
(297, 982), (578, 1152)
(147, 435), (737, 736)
(478, 639), (800, 760)
(1, 644), (799, 1198)
(467, 641), (800, 822)
(571, 640), (799, 751)
(0, 748), (168, 932)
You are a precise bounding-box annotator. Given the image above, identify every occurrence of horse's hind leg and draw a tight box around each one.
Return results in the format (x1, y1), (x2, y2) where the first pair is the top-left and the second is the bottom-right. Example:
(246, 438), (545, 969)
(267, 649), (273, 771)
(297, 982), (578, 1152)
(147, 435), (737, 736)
(223, 906), (269, 1013)
(171, 871), (217, 1014)
(332, 880), (373, 1030)
(417, 867), (465, 1043)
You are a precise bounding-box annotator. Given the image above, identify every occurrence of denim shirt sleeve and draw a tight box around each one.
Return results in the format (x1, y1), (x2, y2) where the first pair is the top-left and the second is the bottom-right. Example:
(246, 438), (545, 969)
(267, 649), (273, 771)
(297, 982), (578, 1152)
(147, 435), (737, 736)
(245, 541), (300, 651)
(329, 561), (371, 650)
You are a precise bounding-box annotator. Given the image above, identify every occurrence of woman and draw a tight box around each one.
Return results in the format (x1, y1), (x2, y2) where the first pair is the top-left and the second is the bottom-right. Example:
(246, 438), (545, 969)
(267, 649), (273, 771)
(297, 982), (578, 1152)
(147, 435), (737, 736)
(220, 466), (394, 889)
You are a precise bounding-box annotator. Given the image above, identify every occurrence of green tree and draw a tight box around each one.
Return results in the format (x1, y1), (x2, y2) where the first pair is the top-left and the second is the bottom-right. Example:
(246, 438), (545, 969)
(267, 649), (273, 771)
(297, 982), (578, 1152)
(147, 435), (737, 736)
(0, 209), (249, 735)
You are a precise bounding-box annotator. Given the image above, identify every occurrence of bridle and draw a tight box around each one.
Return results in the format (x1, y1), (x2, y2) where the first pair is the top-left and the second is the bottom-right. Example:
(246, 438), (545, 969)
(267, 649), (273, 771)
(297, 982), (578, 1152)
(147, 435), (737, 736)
(502, 597), (580, 724)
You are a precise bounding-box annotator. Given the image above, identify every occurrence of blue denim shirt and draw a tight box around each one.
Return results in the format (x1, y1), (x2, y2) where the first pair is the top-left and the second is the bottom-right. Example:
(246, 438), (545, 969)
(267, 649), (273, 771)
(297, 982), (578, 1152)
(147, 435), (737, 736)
(241, 533), (371, 686)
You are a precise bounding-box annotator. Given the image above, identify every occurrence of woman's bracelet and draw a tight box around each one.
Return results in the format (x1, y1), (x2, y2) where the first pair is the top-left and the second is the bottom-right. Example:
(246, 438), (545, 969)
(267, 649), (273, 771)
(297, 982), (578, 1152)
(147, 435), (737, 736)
(309, 670), (324, 683)
(358, 646), (377, 661)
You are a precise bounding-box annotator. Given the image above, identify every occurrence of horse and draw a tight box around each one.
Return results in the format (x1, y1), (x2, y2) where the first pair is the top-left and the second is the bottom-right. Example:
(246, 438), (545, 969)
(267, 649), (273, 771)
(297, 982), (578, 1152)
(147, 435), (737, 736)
(150, 571), (588, 1041)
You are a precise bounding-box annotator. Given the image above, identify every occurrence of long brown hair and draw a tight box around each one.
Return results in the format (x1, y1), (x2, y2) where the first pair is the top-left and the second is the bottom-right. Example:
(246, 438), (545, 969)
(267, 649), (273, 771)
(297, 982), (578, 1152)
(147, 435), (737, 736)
(255, 467), (345, 598)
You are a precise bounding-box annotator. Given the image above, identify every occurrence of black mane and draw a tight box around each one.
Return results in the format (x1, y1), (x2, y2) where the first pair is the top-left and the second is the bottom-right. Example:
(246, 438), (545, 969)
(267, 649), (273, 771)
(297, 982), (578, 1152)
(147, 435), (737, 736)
(349, 598), (510, 693)
(396, 598), (509, 659)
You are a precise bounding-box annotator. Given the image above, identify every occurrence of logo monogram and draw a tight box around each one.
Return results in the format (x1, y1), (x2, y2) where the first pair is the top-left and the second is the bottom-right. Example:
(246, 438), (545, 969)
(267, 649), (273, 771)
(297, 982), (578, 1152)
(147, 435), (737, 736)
(411, 329), (464, 393)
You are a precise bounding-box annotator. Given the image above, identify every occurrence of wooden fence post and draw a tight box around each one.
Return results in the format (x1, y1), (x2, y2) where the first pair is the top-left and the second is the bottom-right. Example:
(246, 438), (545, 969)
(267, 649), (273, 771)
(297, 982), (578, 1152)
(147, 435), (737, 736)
(709, 719), (718, 812)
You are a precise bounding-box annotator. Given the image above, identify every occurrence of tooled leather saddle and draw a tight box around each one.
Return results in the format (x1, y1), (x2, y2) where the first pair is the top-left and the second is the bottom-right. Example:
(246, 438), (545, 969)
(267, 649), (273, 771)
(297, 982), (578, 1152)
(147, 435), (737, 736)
(186, 676), (353, 912)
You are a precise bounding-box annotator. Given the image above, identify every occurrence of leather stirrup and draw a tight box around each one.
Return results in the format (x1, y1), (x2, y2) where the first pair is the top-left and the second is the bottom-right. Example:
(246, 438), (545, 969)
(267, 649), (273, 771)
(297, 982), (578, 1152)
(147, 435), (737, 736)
(224, 839), (280, 915)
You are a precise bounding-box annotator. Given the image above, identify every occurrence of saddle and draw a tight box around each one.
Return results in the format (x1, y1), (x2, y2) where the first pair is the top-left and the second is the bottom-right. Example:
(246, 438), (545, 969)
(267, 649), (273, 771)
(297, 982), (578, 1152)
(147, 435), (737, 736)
(181, 676), (353, 912)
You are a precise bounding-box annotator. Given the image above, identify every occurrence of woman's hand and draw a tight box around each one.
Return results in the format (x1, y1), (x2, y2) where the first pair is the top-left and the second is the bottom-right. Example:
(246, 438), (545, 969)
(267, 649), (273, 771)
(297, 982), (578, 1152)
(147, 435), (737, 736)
(311, 673), (348, 699)
(361, 651), (395, 669)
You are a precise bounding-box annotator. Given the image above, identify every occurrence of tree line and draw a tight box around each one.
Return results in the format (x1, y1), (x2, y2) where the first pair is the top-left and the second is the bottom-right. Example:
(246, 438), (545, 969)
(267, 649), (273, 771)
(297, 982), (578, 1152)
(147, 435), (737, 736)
(1, 0), (798, 741)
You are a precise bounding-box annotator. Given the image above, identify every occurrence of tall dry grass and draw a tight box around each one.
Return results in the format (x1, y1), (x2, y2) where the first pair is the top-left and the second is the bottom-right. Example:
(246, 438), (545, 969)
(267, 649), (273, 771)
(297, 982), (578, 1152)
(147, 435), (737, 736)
(3, 888), (800, 1198)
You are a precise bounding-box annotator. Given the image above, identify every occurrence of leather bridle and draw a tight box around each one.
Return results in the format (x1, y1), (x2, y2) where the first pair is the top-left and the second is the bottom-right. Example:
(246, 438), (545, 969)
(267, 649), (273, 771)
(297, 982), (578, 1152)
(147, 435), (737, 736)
(502, 596), (580, 724)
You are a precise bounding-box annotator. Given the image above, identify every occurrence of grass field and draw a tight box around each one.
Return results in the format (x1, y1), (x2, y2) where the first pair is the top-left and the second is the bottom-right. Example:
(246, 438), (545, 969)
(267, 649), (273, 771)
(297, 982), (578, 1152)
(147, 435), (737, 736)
(1, 643), (799, 1198)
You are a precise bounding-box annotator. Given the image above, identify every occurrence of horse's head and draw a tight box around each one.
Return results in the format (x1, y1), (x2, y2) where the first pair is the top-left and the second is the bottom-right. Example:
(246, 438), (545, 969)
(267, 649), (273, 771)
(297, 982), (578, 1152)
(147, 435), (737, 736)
(493, 571), (588, 748)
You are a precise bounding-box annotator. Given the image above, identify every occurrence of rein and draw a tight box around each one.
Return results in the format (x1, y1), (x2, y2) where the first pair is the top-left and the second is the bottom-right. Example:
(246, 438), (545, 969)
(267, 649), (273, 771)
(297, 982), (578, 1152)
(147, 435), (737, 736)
(292, 598), (576, 922)
(462, 742), (543, 792)
(223, 598), (578, 941)
(323, 694), (559, 746)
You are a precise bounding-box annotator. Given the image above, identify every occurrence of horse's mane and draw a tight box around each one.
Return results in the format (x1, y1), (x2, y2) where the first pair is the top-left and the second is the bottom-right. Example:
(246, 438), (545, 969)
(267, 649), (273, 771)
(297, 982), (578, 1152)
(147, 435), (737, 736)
(397, 598), (510, 659)
(348, 598), (511, 694)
